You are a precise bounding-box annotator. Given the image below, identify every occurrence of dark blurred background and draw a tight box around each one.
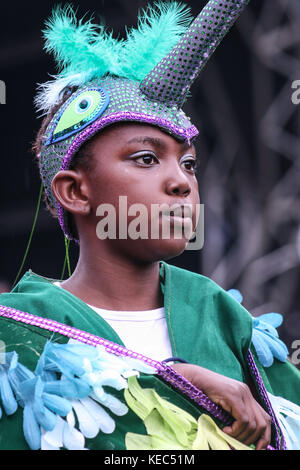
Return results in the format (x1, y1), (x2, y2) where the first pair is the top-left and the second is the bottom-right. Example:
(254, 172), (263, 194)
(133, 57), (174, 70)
(0, 0), (299, 363)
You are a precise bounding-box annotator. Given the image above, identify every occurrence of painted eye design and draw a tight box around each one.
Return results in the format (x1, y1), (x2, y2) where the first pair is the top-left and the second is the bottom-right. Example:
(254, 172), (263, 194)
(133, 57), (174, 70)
(75, 96), (93, 114)
(46, 87), (109, 145)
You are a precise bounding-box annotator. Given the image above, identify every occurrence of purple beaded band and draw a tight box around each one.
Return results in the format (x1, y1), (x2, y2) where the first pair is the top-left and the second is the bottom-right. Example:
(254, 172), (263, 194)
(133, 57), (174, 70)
(0, 303), (230, 423)
(0, 303), (283, 449)
(56, 111), (199, 242)
(0, 303), (162, 370)
(157, 365), (233, 425)
(247, 350), (286, 450)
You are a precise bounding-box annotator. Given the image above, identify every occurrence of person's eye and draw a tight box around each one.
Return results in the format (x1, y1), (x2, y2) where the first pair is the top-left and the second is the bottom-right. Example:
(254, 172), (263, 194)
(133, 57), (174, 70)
(182, 158), (199, 173)
(132, 152), (159, 166)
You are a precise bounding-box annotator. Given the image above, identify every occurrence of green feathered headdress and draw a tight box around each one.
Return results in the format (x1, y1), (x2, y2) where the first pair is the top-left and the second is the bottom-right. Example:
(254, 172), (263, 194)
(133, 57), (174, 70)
(37, 0), (250, 242)
(35, 2), (193, 113)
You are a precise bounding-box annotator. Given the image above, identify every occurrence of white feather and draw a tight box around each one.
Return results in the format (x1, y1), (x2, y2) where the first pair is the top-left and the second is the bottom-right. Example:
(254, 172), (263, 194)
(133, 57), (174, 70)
(71, 399), (99, 439)
(80, 397), (116, 434)
(34, 70), (95, 115)
(41, 416), (64, 449)
(63, 418), (86, 450)
(268, 392), (300, 450)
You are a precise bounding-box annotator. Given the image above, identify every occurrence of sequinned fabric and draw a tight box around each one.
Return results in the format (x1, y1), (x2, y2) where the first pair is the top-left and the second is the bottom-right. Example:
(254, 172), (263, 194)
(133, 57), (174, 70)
(140, 0), (250, 106)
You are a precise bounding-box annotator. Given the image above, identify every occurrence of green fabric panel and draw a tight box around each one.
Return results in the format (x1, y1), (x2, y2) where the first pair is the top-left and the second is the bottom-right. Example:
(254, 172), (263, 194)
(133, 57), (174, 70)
(249, 346), (300, 407)
(2, 270), (125, 344)
(160, 261), (252, 382)
(262, 358), (300, 407)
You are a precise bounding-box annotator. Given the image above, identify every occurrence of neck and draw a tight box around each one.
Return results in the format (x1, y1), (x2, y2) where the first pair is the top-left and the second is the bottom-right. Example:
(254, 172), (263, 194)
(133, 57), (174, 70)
(60, 239), (164, 311)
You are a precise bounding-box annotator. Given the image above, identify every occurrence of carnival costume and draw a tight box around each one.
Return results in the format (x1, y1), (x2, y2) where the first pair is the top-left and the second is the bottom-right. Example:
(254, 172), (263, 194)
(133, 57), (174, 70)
(0, 0), (300, 450)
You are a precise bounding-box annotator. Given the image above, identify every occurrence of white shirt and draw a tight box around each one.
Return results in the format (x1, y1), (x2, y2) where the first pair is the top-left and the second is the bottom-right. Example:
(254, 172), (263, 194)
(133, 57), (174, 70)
(53, 281), (173, 362)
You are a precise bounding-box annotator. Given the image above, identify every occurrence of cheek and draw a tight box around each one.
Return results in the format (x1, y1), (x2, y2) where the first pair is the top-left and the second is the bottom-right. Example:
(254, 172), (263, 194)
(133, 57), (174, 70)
(193, 184), (200, 203)
(192, 176), (200, 195)
(89, 169), (153, 224)
(190, 180), (201, 228)
(88, 166), (126, 206)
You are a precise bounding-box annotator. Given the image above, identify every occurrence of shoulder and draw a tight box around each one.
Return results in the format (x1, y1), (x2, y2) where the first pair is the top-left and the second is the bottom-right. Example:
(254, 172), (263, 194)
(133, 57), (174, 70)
(161, 260), (227, 295)
(162, 260), (251, 312)
(161, 260), (253, 332)
(0, 270), (60, 312)
(161, 261), (253, 370)
(0, 270), (72, 338)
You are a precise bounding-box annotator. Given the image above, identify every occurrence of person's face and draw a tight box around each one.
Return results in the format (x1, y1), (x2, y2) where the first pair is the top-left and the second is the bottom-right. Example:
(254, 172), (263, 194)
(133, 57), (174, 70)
(55, 122), (201, 263)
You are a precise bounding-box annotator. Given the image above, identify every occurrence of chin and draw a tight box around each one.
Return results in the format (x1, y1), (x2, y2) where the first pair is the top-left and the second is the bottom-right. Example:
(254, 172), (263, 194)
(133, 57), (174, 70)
(114, 236), (190, 264)
(144, 237), (190, 262)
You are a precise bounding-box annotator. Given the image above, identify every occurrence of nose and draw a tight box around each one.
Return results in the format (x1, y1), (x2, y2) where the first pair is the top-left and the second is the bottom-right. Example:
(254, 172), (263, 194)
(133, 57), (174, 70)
(164, 165), (192, 197)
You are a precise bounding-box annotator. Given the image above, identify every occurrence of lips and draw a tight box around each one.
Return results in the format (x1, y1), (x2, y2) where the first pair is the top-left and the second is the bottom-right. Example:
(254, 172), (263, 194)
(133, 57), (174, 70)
(160, 204), (193, 219)
(159, 204), (194, 239)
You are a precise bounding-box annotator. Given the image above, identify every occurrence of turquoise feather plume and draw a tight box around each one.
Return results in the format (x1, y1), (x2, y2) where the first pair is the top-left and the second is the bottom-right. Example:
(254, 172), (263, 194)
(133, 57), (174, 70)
(120, 1), (193, 81)
(35, 2), (193, 113)
(43, 5), (122, 78)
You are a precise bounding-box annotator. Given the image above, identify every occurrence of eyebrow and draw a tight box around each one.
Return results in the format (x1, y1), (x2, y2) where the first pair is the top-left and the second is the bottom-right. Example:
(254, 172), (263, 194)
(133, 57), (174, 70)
(126, 136), (196, 154)
(126, 136), (166, 149)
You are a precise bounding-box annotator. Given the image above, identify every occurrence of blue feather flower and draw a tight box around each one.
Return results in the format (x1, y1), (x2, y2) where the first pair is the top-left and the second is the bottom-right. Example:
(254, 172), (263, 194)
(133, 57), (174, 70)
(0, 339), (156, 449)
(227, 289), (288, 367)
(227, 289), (243, 304)
(36, 341), (155, 400)
(0, 352), (18, 417)
(6, 354), (72, 450)
(38, 341), (150, 449)
(252, 314), (288, 367)
(36, 340), (156, 449)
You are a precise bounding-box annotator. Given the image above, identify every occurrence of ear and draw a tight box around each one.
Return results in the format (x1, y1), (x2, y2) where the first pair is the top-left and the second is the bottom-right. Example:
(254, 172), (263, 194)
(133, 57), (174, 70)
(51, 169), (91, 216)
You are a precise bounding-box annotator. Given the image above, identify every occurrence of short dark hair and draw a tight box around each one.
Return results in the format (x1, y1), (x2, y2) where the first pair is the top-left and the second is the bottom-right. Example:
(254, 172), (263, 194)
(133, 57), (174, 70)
(32, 86), (96, 240)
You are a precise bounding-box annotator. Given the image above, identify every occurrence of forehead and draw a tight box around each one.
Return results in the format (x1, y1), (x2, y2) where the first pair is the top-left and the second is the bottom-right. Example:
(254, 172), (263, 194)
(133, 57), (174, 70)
(90, 122), (195, 153)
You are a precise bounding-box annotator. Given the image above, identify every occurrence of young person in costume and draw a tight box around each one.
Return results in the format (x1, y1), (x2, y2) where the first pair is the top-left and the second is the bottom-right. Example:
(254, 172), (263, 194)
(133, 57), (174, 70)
(0, 0), (299, 451)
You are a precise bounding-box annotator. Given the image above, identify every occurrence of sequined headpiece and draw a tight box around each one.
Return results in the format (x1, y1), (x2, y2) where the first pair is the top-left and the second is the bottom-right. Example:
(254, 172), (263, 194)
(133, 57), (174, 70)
(37, 0), (250, 243)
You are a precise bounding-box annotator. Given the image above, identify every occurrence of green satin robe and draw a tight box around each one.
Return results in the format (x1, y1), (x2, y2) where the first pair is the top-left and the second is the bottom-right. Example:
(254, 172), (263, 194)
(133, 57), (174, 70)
(0, 261), (299, 450)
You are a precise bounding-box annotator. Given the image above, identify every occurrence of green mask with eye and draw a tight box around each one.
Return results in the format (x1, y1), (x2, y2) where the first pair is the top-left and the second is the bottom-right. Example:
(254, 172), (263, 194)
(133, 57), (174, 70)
(47, 88), (109, 145)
